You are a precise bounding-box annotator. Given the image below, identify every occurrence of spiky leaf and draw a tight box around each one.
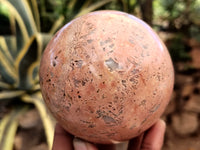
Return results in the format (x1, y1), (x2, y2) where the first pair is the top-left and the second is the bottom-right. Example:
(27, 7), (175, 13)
(22, 92), (55, 150)
(0, 106), (28, 150)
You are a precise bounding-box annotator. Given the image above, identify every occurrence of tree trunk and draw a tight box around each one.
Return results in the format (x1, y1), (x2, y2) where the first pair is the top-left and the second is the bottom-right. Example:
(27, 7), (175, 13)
(139, 0), (153, 26)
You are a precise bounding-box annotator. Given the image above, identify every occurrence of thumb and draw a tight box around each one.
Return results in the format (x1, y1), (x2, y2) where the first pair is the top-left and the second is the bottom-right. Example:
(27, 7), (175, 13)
(140, 119), (166, 150)
(128, 119), (166, 150)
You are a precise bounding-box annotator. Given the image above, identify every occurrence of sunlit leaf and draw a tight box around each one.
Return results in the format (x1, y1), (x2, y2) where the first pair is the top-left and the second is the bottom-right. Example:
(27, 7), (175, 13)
(15, 35), (36, 88)
(27, 61), (40, 86)
(0, 41), (18, 84)
(0, 90), (25, 100)
(40, 33), (52, 50)
(0, 1), (9, 16)
(75, 0), (114, 18)
(0, 118), (17, 150)
(65, 0), (77, 17)
(0, 0), (29, 43)
(0, 81), (12, 89)
(27, 33), (43, 85)
(35, 33), (43, 60)
(0, 114), (10, 143)
(15, 35), (35, 68)
(39, 0), (46, 17)
(3, 36), (17, 55)
(0, 106), (28, 150)
(49, 15), (64, 34)
(30, 0), (41, 32)
(68, 0), (78, 10)
(31, 83), (40, 91)
(5, 2), (16, 35)
(7, 0), (37, 35)
(79, 0), (92, 12)
(0, 36), (14, 64)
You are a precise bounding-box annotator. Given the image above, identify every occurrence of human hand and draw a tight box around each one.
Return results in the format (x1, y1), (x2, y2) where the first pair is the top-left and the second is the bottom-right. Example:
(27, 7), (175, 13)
(52, 119), (166, 150)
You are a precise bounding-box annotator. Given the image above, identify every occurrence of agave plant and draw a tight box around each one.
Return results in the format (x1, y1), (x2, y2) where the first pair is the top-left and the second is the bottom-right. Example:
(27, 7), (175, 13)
(0, 0), (115, 149)
(0, 0), (56, 149)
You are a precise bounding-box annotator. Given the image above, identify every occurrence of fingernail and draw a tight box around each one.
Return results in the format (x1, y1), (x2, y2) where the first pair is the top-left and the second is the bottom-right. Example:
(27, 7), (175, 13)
(73, 138), (97, 150)
(73, 138), (87, 150)
(159, 119), (166, 128)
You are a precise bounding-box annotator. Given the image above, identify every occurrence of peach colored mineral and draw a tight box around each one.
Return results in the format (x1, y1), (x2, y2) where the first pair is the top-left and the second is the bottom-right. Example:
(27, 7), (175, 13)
(39, 10), (174, 144)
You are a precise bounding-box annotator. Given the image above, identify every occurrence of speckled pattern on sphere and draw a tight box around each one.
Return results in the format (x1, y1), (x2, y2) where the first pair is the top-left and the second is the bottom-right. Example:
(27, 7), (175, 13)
(39, 10), (174, 144)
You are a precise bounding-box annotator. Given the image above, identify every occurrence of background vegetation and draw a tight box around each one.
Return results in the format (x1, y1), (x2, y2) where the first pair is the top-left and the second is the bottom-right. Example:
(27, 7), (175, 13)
(0, 0), (200, 150)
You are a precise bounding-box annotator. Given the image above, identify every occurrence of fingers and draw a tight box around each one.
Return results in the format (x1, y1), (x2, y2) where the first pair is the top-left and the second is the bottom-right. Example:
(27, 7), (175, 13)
(73, 138), (98, 150)
(128, 133), (144, 150)
(141, 119), (166, 150)
(128, 119), (166, 150)
(52, 124), (73, 150)
(53, 120), (166, 150)
(52, 123), (98, 150)
(73, 138), (117, 150)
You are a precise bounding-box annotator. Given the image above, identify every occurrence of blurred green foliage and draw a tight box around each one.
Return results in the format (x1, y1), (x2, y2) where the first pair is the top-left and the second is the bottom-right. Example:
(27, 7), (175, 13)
(34, 0), (140, 32)
(154, 0), (200, 37)
(166, 36), (191, 62)
(0, 0), (55, 149)
(153, 0), (200, 62)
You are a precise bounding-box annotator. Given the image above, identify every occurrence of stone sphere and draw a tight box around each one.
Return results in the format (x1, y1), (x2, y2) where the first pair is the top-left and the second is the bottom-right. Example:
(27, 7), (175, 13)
(39, 10), (174, 144)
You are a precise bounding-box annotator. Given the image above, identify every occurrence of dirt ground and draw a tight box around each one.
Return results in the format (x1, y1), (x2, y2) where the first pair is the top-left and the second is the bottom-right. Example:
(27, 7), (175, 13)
(13, 39), (200, 150)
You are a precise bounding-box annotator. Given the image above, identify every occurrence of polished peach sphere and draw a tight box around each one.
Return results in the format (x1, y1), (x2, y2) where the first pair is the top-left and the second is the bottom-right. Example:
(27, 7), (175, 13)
(39, 10), (174, 144)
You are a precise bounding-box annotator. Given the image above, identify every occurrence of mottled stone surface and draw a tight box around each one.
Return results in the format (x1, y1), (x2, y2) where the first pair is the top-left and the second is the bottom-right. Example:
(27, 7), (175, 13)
(39, 10), (174, 144)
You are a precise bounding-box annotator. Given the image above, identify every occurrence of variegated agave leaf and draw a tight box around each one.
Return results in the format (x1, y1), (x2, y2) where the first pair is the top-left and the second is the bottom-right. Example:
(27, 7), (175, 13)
(0, 0), (55, 149)
(0, 106), (29, 150)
